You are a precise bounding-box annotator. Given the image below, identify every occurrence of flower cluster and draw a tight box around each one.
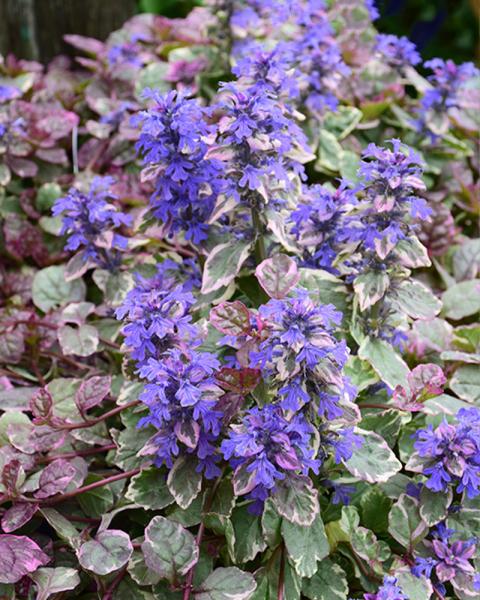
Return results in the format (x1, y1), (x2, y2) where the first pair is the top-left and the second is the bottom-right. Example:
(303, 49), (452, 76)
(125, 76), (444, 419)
(290, 181), (357, 274)
(252, 288), (353, 417)
(375, 34), (421, 69)
(216, 82), (309, 204)
(412, 524), (478, 596)
(136, 90), (224, 243)
(52, 176), (131, 270)
(356, 576), (407, 600)
(116, 266), (197, 366)
(221, 405), (319, 511)
(416, 58), (480, 137)
(413, 407), (480, 498)
(138, 349), (223, 476)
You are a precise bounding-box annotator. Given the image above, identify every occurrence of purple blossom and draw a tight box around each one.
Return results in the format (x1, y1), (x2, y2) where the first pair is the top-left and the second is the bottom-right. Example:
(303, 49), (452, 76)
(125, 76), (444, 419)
(52, 176), (131, 270)
(416, 59), (480, 137)
(412, 524), (477, 595)
(251, 288), (354, 417)
(139, 348), (223, 475)
(290, 181), (358, 274)
(135, 90), (224, 243)
(362, 576), (407, 600)
(413, 407), (480, 498)
(0, 85), (22, 103)
(116, 266), (198, 366)
(217, 82), (309, 204)
(375, 34), (421, 68)
(221, 404), (320, 510)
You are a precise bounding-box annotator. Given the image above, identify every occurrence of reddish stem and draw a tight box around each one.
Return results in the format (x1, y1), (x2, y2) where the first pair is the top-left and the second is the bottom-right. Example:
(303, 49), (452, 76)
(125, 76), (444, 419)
(277, 543), (285, 600)
(103, 566), (127, 600)
(40, 443), (117, 463)
(57, 400), (140, 431)
(41, 468), (141, 505)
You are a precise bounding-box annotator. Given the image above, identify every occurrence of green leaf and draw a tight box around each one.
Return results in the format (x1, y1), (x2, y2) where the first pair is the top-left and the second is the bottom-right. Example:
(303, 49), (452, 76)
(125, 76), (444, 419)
(195, 567), (256, 600)
(395, 571), (433, 600)
(36, 183), (62, 212)
(261, 499), (283, 548)
(201, 240), (252, 294)
(77, 530), (133, 576)
(39, 508), (81, 548)
(32, 266), (86, 313)
(167, 456), (202, 510)
(135, 62), (170, 99)
(128, 550), (161, 586)
(442, 280), (480, 320)
(450, 365), (480, 402)
(282, 512), (330, 578)
(298, 268), (349, 314)
(315, 130), (343, 173)
(272, 475), (319, 526)
(353, 271), (389, 311)
(302, 558), (348, 600)
(419, 486), (452, 527)
(77, 473), (114, 517)
(390, 280), (442, 319)
(57, 324), (99, 357)
(323, 106), (362, 140)
(30, 567), (80, 600)
(359, 487), (392, 533)
(126, 468), (174, 510)
(231, 505), (267, 563)
(344, 430), (402, 483)
(388, 494), (428, 550)
(358, 337), (409, 389)
(141, 516), (198, 582)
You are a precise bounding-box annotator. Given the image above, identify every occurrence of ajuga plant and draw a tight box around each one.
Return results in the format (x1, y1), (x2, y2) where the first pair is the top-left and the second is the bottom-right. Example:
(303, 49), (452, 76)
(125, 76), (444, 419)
(0, 1), (479, 599)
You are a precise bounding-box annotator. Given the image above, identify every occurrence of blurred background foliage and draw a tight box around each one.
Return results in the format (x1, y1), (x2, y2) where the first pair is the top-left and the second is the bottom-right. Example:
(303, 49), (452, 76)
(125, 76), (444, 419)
(137, 0), (478, 64)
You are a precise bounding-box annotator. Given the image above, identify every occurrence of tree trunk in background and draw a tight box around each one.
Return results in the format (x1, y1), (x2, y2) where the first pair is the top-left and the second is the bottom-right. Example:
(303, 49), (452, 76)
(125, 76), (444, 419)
(0, 0), (138, 63)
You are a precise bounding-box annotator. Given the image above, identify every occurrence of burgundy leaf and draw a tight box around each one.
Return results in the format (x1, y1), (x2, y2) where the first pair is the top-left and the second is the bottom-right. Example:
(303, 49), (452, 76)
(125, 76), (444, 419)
(74, 376), (111, 412)
(255, 254), (300, 299)
(216, 368), (261, 394)
(0, 535), (49, 584)
(1, 460), (24, 497)
(210, 301), (251, 336)
(30, 388), (53, 424)
(1, 503), (39, 533)
(34, 459), (76, 499)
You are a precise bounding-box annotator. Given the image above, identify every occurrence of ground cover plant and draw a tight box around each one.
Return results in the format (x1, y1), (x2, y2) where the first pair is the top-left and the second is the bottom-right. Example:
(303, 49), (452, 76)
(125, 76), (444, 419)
(0, 1), (479, 598)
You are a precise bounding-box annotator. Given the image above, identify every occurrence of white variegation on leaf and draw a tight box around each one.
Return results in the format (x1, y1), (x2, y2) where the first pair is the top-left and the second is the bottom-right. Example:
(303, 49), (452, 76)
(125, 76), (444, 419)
(77, 530), (133, 575)
(388, 494), (428, 549)
(166, 456), (202, 510)
(255, 254), (300, 299)
(344, 429), (402, 483)
(358, 337), (409, 389)
(353, 271), (390, 311)
(195, 567), (257, 600)
(396, 237), (431, 268)
(272, 475), (319, 526)
(419, 486), (453, 526)
(282, 512), (330, 578)
(390, 280), (442, 320)
(141, 516), (198, 582)
(201, 240), (252, 294)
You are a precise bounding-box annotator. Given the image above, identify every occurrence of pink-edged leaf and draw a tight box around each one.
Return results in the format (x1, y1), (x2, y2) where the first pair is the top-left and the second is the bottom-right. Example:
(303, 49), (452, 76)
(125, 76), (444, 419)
(63, 34), (105, 55)
(1, 460), (24, 497)
(233, 466), (257, 496)
(64, 251), (91, 281)
(0, 534), (49, 583)
(1, 503), (39, 533)
(272, 474), (319, 526)
(174, 420), (200, 449)
(353, 271), (390, 311)
(210, 301), (251, 336)
(408, 363), (446, 398)
(35, 148), (68, 165)
(216, 368), (261, 394)
(5, 156), (38, 178)
(75, 376), (111, 412)
(201, 240), (252, 295)
(77, 530), (133, 576)
(34, 459), (76, 499)
(255, 254), (300, 299)
(30, 388), (53, 424)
